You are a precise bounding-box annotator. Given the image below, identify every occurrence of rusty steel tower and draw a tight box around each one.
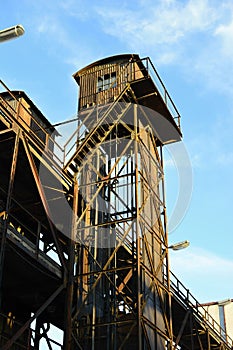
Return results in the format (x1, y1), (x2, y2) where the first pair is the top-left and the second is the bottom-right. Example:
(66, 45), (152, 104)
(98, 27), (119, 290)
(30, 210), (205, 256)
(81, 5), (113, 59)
(0, 55), (233, 349)
(62, 54), (182, 349)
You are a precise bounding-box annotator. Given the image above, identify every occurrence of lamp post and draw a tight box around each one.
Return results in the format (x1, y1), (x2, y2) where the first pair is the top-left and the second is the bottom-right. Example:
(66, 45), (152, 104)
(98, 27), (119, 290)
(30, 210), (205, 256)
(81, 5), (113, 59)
(0, 25), (25, 43)
(169, 240), (190, 251)
(164, 239), (190, 349)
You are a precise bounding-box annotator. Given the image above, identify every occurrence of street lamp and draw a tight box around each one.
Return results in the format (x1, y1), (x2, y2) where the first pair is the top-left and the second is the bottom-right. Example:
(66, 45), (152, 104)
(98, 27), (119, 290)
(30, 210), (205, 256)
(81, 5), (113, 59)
(0, 25), (25, 43)
(168, 240), (190, 251)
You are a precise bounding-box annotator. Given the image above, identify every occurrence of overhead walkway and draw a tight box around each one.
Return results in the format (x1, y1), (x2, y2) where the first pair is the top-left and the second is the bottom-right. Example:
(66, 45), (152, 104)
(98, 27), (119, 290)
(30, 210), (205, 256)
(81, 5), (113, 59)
(0, 68), (232, 349)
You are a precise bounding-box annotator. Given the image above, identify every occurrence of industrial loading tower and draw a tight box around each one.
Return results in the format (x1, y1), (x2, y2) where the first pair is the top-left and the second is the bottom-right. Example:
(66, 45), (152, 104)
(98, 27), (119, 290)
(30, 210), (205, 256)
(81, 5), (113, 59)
(63, 54), (182, 349)
(1, 54), (231, 350)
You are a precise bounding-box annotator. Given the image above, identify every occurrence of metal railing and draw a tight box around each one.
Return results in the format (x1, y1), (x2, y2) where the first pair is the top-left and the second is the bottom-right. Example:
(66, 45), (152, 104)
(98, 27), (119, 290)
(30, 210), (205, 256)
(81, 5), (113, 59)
(0, 80), (64, 169)
(1, 55), (181, 171)
(1, 78), (229, 348)
(141, 57), (181, 130)
(63, 84), (132, 167)
(168, 270), (233, 348)
(0, 80), (73, 191)
(77, 56), (181, 132)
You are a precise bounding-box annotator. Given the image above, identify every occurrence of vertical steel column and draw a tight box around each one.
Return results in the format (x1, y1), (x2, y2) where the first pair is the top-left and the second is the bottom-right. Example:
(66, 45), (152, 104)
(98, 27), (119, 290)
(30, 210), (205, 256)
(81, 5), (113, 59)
(189, 311), (194, 350)
(0, 128), (20, 309)
(134, 104), (142, 350)
(22, 135), (67, 272)
(34, 316), (43, 349)
(173, 310), (190, 349)
(160, 145), (173, 349)
(2, 284), (64, 350)
(207, 329), (211, 350)
(64, 179), (78, 350)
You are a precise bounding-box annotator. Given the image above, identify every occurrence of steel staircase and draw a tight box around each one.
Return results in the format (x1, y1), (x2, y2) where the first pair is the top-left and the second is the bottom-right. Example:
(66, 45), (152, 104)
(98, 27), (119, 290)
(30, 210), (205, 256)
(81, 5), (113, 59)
(63, 84), (135, 178)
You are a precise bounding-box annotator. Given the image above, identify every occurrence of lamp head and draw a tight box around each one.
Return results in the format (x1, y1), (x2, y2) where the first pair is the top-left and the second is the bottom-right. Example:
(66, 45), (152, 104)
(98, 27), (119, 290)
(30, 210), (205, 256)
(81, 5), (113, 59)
(0, 25), (25, 43)
(169, 240), (190, 251)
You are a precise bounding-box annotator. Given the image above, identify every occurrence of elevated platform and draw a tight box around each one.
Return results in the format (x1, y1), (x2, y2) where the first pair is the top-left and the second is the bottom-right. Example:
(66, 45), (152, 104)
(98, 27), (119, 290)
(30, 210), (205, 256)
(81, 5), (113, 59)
(74, 55), (182, 145)
(1, 225), (64, 327)
(0, 81), (70, 348)
(0, 65), (231, 349)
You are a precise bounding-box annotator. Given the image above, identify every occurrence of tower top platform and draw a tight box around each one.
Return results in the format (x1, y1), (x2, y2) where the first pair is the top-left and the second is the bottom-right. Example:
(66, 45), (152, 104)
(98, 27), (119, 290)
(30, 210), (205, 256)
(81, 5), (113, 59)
(73, 53), (182, 144)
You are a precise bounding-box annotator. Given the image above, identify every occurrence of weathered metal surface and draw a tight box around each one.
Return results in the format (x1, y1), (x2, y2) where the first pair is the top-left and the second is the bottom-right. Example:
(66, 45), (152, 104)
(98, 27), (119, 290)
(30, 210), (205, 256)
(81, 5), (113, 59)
(0, 56), (232, 349)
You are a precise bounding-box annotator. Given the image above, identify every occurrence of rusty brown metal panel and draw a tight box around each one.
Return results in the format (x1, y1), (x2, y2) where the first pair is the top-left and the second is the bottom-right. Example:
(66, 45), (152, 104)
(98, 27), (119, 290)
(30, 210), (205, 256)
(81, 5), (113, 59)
(21, 135), (68, 273)
(1, 55), (232, 350)
(0, 127), (20, 309)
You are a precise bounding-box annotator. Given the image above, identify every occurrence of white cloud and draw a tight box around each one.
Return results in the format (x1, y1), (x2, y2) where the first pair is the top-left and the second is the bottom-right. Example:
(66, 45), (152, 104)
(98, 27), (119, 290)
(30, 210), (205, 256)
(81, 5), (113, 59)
(171, 247), (233, 272)
(94, 0), (233, 97)
(184, 111), (233, 170)
(170, 246), (233, 302)
(190, 153), (202, 168)
(32, 11), (95, 72)
(164, 158), (175, 168)
(215, 11), (233, 57)
(217, 152), (233, 165)
(96, 0), (219, 52)
(25, 0), (233, 98)
(60, 0), (89, 20)
(35, 15), (70, 46)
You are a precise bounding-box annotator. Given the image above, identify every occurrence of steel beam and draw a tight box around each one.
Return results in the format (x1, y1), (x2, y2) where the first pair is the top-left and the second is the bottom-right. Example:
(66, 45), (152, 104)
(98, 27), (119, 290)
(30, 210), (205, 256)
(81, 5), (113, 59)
(64, 180), (78, 350)
(0, 128), (20, 308)
(173, 309), (191, 349)
(21, 133), (67, 273)
(2, 284), (64, 350)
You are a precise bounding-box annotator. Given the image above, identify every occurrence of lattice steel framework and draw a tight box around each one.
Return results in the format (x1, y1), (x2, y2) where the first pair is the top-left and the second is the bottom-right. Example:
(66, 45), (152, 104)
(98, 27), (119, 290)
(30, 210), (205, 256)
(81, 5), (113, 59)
(62, 55), (180, 349)
(0, 54), (233, 350)
(66, 101), (172, 349)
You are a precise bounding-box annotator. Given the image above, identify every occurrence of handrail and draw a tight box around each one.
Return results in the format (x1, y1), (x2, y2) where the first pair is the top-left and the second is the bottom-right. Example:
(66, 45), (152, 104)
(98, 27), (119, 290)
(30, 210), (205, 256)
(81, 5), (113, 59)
(0, 80), (64, 167)
(63, 105), (97, 165)
(63, 84), (132, 168)
(1, 55), (181, 171)
(168, 270), (233, 347)
(77, 57), (181, 132)
(0, 80), (74, 190)
(63, 60), (133, 166)
(140, 57), (181, 130)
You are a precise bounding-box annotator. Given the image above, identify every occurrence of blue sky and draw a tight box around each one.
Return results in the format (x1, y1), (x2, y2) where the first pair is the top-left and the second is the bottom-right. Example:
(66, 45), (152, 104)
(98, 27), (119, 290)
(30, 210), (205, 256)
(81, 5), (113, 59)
(1, 0), (233, 307)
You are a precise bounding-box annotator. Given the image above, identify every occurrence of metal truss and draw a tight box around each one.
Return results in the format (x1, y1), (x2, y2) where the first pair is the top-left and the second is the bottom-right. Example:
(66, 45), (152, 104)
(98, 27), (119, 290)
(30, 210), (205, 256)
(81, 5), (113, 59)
(0, 81), (68, 349)
(0, 61), (233, 350)
(64, 94), (173, 349)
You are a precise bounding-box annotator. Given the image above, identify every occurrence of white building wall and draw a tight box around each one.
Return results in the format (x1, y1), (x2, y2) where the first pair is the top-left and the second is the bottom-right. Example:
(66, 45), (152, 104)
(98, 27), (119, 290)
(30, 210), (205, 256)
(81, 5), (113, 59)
(200, 299), (233, 342)
(224, 302), (233, 339)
